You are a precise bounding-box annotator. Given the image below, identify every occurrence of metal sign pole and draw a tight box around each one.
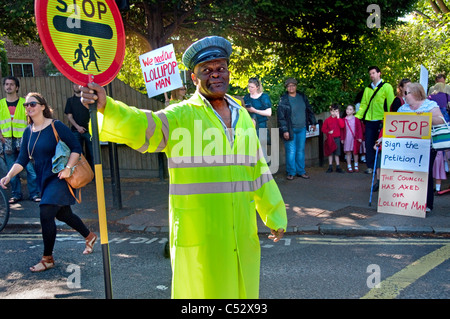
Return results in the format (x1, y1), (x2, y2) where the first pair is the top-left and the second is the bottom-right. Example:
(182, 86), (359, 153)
(88, 75), (113, 299)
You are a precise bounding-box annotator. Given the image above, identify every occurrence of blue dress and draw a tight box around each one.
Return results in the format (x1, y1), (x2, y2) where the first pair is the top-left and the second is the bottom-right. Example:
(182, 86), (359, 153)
(243, 93), (272, 126)
(17, 120), (82, 206)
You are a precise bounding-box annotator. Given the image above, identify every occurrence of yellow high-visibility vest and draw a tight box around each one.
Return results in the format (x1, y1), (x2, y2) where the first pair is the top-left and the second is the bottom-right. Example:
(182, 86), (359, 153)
(97, 92), (287, 299)
(0, 97), (28, 138)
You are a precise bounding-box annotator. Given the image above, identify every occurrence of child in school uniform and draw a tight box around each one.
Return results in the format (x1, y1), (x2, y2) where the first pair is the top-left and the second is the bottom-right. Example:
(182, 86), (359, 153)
(322, 104), (345, 173)
(342, 105), (364, 172)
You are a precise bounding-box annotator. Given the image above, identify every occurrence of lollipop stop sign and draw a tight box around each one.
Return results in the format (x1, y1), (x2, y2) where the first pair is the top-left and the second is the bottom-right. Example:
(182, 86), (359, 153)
(36, 0), (125, 86)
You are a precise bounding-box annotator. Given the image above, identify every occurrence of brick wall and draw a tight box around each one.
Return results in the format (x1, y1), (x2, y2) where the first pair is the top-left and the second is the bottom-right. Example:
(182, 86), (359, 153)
(2, 37), (48, 77)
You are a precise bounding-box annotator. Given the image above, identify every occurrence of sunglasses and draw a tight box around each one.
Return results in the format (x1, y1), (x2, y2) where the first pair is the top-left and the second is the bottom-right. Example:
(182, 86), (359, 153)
(23, 101), (40, 108)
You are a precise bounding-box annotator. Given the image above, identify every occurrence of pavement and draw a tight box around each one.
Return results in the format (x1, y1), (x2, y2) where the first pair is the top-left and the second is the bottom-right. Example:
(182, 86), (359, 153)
(4, 163), (450, 237)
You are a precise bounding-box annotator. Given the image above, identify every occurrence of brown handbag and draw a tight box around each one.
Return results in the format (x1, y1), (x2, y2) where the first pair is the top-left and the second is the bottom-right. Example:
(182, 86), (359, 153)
(51, 122), (94, 203)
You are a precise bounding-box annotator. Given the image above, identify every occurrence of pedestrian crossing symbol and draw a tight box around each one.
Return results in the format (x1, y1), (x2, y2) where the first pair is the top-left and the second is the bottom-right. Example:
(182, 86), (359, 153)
(73, 39), (102, 72)
(35, 0), (125, 86)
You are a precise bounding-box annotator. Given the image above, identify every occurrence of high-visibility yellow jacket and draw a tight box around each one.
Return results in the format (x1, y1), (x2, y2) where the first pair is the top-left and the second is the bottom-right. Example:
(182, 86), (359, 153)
(355, 81), (395, 121)
(98, 92), (287, 299)
(0, 97), (28, 138)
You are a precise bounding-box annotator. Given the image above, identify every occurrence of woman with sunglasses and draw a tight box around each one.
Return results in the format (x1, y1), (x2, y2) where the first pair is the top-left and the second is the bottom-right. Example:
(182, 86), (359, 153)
(398, 83), (445, 213)
(0, 92), (97, 272)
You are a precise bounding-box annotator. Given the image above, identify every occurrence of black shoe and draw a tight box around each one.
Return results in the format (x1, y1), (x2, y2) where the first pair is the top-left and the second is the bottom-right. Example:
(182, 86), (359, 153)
(336, 167), (344, 173)
(326, 167), (333, 173)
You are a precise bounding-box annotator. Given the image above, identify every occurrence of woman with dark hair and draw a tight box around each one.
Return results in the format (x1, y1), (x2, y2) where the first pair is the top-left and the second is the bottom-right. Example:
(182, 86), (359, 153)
(390, 78), (411, 112)
(0, 92), (96, 272)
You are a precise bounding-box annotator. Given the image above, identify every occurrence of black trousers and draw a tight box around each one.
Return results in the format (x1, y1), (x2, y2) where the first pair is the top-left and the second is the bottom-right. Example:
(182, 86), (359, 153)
(40, 204), (90, 256)
(427, 149), (437, 210)
(365, 120), (383, 170)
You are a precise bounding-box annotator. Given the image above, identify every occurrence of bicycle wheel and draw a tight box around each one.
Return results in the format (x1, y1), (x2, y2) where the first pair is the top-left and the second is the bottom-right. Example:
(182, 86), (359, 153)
(0, 188), (10, 232)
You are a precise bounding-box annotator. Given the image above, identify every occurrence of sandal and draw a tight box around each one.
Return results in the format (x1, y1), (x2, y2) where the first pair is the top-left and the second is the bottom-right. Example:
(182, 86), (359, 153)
(30, 256), (54, 272)
(83, 232), (97, 255)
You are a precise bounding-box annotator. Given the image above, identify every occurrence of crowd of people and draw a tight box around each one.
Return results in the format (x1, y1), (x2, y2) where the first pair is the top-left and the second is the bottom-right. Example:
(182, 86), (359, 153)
(0, 34), (448, 299)
(164, 65), (449, 213)
(318, 69), (449, 214)
(226, 65), (449, 216)
(238, 67), (449, 206)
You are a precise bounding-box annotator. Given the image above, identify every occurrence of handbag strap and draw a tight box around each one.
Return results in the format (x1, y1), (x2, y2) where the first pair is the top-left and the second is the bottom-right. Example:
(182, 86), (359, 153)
(439, 116), (449, 126)
(50, 121), (60, 142)
(51, 121), (82, 203)
(363, 81), (385, 120)
(432, 116), (450, 131)
(68, 185), (82, 204)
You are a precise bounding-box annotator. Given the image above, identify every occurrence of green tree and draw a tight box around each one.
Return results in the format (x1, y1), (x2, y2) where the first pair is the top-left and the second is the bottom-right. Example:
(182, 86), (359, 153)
(0, 37), (8, 77)
(4, 0), (441, 113)
(0, 1), (38, 45)
(229, 0), (449, 113)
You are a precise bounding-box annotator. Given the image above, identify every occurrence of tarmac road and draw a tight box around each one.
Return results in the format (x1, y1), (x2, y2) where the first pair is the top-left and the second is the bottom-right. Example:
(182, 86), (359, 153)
(0, 232), (448, 300)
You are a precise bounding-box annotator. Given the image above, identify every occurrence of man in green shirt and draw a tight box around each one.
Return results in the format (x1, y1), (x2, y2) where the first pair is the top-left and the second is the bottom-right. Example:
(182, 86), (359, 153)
(355, 66), (395, 174)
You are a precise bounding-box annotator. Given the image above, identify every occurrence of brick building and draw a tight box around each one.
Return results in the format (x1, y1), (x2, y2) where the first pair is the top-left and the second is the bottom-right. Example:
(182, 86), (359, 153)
(1, 37), (49, 77)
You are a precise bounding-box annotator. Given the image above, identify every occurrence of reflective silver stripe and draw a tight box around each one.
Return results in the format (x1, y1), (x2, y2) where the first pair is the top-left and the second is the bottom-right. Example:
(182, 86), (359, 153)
(168, 154), (258, 169)
(12, 119), (27, 125)
(0, 119), (10, 125)
(169, 173), (273, 196)
(136, 143), (148, 153)
(155, 111), (169, 152)
(253, 171), (273, 190)
(1, 126), (12, 133)
(136, 111), (156, 153)
(12, 127), (26, 133)
(143, 110), (157, 140)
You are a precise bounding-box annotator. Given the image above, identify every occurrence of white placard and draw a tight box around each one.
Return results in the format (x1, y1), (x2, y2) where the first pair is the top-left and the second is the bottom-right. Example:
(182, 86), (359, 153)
(381, 137), (430, 173)
(378, 113), (432, 218)
(140, 44), (183, 98)
(420, 65), (429, 95)
(306, 124), (319, 138)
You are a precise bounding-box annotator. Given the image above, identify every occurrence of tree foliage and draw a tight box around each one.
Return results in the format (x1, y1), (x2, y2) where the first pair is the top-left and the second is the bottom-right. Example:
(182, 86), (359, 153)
(0, 38), (8, 76)
(0, 0), (38, 44)
(1, 0), (448, 114)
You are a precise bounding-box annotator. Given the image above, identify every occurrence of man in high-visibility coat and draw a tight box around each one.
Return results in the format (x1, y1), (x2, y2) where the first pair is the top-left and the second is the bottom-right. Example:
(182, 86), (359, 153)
(81, 36), (287, 299)
(0, 76), (40, 203)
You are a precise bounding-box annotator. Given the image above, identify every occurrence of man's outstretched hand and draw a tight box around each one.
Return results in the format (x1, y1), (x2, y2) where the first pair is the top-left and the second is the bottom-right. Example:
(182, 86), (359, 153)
(79, 82), (107, 113)
(268, 228), (284, 242)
